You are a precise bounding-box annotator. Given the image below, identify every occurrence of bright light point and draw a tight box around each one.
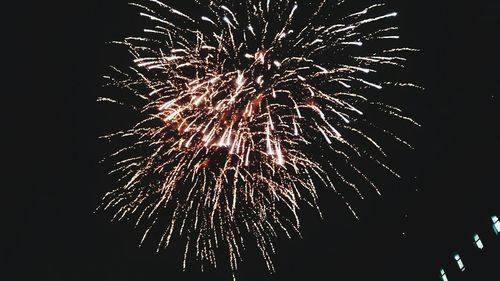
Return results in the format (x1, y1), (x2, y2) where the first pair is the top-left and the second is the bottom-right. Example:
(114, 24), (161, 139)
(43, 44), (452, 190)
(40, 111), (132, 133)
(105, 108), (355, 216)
(201, 16), (216, 25)
(440, 269), (448, 281)
(343, 41), (363, 46)
(194, 96), (203, 106)
(275, 144), (285, 166)
(473, 234), (484, 249)
(290, 4), (298, 17)
(223, 16), (232, 27)
(492, 215), (500, 235)
(256, 75), (264, 85)
(338, 81), (351, 88)
(454, 254), (465, 271)
(255, 50), (266, 64)
(236, 71), (245, 86)
(318, 127), (332, 144)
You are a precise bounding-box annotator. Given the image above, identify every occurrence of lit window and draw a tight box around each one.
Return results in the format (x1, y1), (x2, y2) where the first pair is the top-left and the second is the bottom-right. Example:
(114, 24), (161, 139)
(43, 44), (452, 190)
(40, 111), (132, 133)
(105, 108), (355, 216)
(440, 268), (448, 281)
(492, 215), (500, 235)
(473, 234), (484, 249)
(454, 254), (465, 271)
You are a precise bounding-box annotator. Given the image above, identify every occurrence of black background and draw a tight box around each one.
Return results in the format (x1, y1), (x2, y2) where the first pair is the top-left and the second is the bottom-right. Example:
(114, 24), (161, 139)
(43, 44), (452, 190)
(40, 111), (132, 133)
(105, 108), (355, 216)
(5, 0), (499, 280)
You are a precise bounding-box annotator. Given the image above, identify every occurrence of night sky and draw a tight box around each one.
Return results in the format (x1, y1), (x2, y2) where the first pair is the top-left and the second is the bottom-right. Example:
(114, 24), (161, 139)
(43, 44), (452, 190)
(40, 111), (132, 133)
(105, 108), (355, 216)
(5, 0), (499, 280)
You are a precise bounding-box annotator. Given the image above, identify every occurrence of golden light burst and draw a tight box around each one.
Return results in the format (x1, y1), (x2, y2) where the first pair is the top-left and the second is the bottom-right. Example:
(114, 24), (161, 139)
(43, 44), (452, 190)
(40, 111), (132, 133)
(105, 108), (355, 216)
(99, 0), (419, 276)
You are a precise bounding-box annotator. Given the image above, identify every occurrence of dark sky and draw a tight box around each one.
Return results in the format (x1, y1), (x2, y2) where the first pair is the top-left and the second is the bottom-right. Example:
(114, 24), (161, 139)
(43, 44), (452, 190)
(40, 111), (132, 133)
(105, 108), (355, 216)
(5, 0), (499, 280)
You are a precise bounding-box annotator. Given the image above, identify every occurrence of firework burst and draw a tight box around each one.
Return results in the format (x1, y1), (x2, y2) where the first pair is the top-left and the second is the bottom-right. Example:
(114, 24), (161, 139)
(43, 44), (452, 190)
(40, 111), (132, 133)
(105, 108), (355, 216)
(99, 0), (419, 276)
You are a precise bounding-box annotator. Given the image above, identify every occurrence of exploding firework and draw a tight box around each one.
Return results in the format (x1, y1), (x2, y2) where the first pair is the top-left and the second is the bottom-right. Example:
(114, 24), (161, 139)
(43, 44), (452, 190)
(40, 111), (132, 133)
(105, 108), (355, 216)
(99, 0), (419, 276)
